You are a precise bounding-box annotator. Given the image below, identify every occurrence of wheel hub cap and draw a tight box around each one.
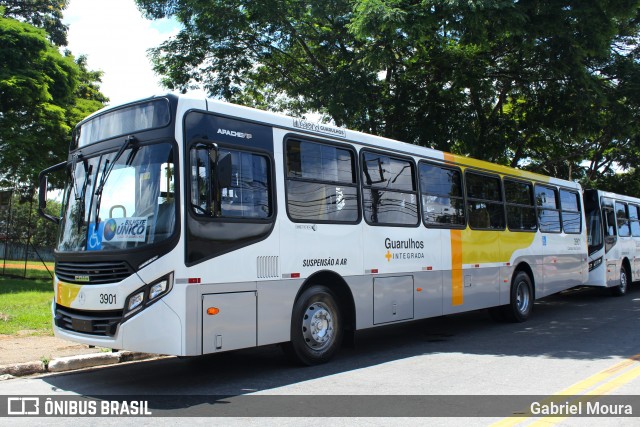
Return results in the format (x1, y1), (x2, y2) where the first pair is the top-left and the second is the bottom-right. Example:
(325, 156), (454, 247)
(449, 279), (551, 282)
(302, 302), (334, 350)
(516, 282), (530, 313)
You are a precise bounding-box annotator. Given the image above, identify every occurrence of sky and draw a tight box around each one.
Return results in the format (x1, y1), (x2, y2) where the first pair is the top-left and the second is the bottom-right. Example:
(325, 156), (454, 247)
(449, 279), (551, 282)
(63, 0), (181, 106)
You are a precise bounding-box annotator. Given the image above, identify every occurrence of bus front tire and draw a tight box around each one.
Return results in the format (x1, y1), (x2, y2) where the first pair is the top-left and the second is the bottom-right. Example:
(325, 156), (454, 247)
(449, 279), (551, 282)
(610, 266), (629, 297)
(284, 285), (343, 366)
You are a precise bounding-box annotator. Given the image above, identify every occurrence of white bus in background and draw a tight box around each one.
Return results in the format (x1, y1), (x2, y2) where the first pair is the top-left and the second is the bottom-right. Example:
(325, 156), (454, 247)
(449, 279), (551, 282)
(584, 189), (640, 296)
(39, 94), (589, 365)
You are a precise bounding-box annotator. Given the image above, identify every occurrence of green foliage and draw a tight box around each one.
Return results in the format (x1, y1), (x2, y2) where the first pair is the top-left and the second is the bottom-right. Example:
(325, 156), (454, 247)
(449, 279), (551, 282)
(0, 14), (107, 190)
(1, 0), (69, 46)
(136, 0), (640, 187)
(583, 169), (640, 198)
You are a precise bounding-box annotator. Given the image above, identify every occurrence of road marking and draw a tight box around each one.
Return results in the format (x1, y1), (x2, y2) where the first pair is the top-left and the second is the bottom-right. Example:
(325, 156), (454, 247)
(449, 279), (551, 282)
(490, 354), (640, 427)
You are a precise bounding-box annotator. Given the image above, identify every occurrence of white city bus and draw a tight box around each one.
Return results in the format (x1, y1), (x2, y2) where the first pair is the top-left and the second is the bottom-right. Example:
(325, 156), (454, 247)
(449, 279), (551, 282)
(39, 94), (588, 364)
(584, 189), (640, 296)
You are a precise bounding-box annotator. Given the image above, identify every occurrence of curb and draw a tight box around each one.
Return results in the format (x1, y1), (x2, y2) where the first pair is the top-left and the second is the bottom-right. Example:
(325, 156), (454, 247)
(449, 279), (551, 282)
(0, 351), (159, 379)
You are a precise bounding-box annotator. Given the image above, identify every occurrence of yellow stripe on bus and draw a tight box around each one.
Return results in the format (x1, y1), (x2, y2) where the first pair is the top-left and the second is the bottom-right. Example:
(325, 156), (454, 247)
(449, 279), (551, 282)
(57, 281), (82, 307)
(451, 229), (463, 306)
(444, 152), (464, 306)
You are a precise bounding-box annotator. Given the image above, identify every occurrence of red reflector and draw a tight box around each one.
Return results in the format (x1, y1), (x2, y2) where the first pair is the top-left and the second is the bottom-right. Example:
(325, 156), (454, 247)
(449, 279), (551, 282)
(291, 273), (300, 278)
(427, 266), (432, 271)
(371, 269), (378, 274)
(188, 278), (201, 284)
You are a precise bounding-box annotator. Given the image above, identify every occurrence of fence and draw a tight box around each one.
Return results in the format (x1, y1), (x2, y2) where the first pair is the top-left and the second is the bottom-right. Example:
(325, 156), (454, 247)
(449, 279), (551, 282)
(1, 189), (56, 280)
(0, 242), (54, 262)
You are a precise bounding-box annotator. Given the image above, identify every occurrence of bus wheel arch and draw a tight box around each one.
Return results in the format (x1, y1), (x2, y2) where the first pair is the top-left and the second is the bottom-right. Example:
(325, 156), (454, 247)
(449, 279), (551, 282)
(623, 258), (632, 283)
(611, 259), (631, 297)
(490, 264), (535, 323)
(513, 262), (536, 301)
(506, 268), (534, 322)
(284, 271), (355, 365)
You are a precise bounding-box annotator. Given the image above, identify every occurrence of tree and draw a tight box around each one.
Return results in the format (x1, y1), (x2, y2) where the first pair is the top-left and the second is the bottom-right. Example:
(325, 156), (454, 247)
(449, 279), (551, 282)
(1, 0), (69, 46)
(0, 14), (107, 191)
(0, 191), (61, 250)
(136, 0), (640, 191)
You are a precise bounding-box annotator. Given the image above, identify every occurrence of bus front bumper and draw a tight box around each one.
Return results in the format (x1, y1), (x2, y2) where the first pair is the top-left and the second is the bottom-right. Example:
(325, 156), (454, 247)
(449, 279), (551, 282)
(52, 298), (183, 356)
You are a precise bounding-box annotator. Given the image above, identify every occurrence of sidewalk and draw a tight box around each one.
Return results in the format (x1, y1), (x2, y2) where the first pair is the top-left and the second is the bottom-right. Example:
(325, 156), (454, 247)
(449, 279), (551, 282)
(0, 334), (158, 378)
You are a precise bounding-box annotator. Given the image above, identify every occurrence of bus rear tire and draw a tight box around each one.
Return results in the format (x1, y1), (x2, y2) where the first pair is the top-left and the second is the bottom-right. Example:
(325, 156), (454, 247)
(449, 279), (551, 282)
(284, 285), (343, 366)
(503, 271), (533, 323)
(610, 266), (629, 297)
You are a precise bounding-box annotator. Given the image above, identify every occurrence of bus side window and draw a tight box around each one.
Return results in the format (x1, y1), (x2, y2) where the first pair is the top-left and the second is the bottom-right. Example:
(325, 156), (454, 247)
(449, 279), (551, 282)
(418, 162), (465, 228)
(630, 205), (640, 237)
(504, 179), (537, 232)
(605, 209), (617, 237)
(190, 146), (272, 219)
(285, 139), (359, 223)
(361, 151), (418, 226)
(616, 202), (630, 237)
(535, 185), (561, 233)
(559, 189), (582, 234)
(465, 171), (505, 230)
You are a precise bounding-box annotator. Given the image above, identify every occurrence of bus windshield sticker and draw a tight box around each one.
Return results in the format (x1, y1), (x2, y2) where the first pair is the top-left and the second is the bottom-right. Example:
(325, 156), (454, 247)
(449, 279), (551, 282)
(87, 217), (148, 250)
(87, 222), (104, 251)
(103, 217), (147, 242)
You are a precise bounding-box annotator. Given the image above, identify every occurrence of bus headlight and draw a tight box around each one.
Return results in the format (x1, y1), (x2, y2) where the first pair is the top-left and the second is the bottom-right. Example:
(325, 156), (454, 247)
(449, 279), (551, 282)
(149, 279), (168, 300)
(127, 292), (144, 312)
(588, 256), (603, 272)
(124, 273), (174, 317)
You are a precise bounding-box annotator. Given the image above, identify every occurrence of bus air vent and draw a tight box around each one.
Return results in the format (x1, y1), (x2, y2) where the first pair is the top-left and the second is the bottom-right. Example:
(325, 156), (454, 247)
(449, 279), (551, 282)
(257, 256), (279, 279)
(55, 261), (133, 284)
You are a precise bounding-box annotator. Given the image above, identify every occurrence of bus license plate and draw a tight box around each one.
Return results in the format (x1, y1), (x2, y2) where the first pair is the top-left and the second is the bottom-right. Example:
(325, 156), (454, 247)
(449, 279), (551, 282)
(71, 318), (93, 333)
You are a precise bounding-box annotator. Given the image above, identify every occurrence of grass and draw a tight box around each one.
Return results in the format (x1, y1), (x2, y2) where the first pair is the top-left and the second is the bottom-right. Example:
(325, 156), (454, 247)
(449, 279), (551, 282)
(0, 277), (54, 336)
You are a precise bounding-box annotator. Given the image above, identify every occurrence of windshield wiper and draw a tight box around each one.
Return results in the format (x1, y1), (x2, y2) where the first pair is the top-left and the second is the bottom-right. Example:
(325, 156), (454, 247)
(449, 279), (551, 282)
(93, 135), (138, 225)
(69, 153), (91, 230)
(70, 153), (82, 201)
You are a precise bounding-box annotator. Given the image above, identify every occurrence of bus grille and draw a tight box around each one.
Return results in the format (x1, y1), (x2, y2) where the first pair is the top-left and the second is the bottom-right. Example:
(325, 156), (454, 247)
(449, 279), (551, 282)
(55, 305), (123, 337)
(55, 261), (133, 284)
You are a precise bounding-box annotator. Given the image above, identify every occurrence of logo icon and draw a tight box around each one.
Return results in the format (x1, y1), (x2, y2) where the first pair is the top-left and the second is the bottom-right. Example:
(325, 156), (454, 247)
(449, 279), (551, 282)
(103, 219), (117, 241)
(7, 397), (40, 415)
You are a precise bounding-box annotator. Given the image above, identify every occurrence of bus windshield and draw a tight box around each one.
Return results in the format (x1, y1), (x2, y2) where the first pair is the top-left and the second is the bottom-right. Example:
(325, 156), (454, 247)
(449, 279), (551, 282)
(58, 142), (176, 252)
(586, 205), (604, 255)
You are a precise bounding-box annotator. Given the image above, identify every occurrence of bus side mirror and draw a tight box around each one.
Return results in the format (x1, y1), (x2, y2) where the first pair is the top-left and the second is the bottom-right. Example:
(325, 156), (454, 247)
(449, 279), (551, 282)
(38, 161), (66, 224)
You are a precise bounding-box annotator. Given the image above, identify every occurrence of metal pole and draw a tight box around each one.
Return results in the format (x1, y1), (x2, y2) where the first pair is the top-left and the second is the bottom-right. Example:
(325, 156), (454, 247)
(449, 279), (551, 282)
(23, 193), (34, 278)
(2, 190), (13, 275)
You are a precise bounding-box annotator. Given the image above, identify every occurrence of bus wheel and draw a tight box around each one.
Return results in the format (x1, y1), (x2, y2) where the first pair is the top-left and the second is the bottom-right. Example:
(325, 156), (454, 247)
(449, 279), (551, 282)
(285, 285), (343, 365)
(503, 271), (533, 323)
(611, 266), (629, 297)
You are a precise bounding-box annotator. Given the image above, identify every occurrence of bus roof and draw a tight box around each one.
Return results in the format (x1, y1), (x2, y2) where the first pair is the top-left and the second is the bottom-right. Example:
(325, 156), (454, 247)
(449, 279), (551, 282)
(83, 92), (581, 190)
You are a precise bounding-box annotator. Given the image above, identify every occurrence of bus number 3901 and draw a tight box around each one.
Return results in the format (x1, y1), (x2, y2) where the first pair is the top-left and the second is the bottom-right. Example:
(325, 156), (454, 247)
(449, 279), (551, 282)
(99, 293), (116, 305)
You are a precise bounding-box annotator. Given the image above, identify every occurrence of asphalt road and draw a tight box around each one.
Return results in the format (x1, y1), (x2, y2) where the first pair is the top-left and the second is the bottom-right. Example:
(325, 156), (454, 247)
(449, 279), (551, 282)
(1, 284), (639, 426)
